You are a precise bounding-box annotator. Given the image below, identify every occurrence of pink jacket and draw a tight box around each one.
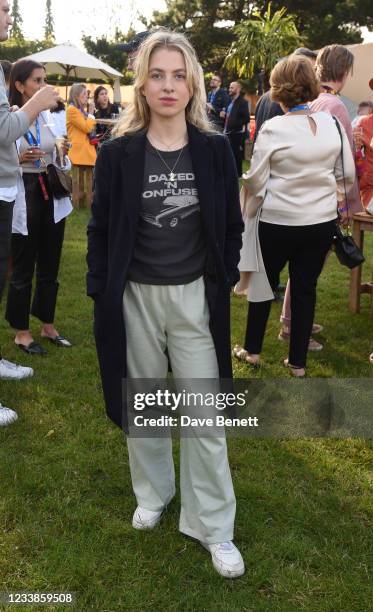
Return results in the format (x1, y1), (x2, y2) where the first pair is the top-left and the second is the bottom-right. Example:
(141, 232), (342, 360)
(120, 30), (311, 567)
(310, 93), (363, 215)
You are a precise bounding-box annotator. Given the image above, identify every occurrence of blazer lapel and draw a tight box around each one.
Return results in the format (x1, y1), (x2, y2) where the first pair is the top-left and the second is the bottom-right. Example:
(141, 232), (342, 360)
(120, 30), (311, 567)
(187, 123), (216, 237)
(120, 131), (147, 228)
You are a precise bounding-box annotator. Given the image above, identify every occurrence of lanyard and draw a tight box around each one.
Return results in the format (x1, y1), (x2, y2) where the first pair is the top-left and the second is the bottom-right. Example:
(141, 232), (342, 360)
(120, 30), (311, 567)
(288, 104), (310, 112)
(24, 117), (41, 167)
(24, 117), (49, 201)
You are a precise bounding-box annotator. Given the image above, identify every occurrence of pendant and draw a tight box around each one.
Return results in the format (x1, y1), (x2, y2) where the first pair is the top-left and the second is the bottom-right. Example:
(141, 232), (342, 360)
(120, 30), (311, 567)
(169, 172), (176, 182)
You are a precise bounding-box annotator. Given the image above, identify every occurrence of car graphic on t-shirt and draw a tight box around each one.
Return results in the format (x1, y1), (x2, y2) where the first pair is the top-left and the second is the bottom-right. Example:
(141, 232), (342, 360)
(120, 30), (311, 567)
(142, 195), (200, 228)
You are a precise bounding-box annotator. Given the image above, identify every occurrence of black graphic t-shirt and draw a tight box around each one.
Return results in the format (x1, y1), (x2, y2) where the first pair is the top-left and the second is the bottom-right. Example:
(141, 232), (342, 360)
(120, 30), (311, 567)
(128, 141), (206, 284)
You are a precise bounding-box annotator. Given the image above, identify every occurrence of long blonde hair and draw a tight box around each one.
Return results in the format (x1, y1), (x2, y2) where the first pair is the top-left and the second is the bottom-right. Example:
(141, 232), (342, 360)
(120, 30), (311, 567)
(113, 29), (214, 137)
(68, 83), (87, 109)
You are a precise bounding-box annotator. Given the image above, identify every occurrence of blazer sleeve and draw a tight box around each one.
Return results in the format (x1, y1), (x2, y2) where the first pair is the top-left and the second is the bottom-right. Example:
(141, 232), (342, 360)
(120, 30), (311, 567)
(86, 144), (111, 298)
(211, 90), (229, 117)
(228, 98), (250, 132)
(68, 106), (96, 134)
(222, 137), (244, 285)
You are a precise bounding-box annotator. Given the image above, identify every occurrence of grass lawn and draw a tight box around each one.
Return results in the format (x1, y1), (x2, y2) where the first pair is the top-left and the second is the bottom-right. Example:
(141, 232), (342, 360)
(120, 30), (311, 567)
(0, 209), (372, 611)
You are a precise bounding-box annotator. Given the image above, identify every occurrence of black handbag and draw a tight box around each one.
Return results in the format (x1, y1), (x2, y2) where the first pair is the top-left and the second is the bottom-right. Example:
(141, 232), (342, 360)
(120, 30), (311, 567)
(47, 163), (72, 199)
(333, 223), (365, 268)
(332, 117), (365, 269)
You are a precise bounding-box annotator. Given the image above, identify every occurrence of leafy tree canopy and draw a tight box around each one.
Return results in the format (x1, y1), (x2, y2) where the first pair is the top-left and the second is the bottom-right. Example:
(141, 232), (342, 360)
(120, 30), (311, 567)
(10, 0), (24, 42)
(44, 0), (55, 42)
(225, 4), (302, 80)
(145, 0), (372, 75)
(257, 0), (373, 48)
(0, 38), (55, 63)
(82, 28), (137, 84)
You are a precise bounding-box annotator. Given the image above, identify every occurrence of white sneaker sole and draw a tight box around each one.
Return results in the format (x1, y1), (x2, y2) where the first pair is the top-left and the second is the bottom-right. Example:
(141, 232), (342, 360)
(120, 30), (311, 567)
(0, 371), (34, 380)
(201, 542), (245, 578)
(0, 410), (18, 426)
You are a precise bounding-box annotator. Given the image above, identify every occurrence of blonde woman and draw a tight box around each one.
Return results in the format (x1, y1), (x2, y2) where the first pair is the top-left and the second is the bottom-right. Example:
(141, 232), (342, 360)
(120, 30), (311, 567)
(66, 83), (96, 206)
(87, 30), (244, 577)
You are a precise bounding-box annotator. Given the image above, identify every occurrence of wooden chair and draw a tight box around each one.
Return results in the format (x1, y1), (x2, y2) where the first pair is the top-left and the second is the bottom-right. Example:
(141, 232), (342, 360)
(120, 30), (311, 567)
(349, 212), (373, 313)
(72, 165), (93, 209)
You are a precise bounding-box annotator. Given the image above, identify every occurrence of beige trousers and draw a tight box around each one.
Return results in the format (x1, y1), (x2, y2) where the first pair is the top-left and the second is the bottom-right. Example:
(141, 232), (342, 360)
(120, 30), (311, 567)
(123, 277), (236, 544)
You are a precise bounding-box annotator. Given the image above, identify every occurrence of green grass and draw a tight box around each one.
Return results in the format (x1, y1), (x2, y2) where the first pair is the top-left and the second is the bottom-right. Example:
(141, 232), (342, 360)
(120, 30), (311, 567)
(0, 210), (372, 611)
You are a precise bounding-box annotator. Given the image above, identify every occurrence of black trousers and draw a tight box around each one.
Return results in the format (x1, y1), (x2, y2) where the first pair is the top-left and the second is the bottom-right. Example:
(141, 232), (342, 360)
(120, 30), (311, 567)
(6, 174), (65, 330)
(0, 200), (14, 358)
(245, 220), (336, 368)
(228, 132), (244, 177)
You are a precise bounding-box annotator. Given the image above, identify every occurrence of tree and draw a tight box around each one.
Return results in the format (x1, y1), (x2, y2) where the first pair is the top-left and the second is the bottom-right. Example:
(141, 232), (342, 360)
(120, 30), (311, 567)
(146, 0), (252, 73)
(146, 0), (373, 76)
(224, 3), (302, 83)
(0, 38), (53, 63)
(82, 28), (136, 83)
(44, 0), (55, 42)
(10, 0), (24, 42)
(254, 0), (373, 48)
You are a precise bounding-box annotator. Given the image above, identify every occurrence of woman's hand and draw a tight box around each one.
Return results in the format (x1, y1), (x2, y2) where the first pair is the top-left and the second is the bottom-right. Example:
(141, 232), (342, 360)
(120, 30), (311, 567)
(19, 147), (46, 165)
(353, 126), (364, 149)
(61, 137), (70, 157)
(338, 209), (350, 227)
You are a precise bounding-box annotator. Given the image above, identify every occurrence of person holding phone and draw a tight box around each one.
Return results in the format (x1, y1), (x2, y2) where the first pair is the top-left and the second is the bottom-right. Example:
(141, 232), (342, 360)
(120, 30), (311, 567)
(5, 59), (73, 356)
(0, 0), (60, 425)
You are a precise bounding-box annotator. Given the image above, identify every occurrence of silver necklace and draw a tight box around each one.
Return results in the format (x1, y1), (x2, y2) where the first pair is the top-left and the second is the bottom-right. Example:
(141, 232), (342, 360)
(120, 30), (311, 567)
(152, 144), (185, 182)
(148, 131), (186, 151)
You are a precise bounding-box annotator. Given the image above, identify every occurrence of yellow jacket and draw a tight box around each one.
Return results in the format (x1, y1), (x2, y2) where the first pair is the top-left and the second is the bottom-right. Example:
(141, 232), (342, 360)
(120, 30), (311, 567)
(67, 105), (97, 167)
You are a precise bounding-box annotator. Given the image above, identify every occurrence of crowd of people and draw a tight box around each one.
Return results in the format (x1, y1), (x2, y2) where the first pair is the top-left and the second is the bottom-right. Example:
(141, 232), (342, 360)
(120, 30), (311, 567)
(1, 0), (372, 580)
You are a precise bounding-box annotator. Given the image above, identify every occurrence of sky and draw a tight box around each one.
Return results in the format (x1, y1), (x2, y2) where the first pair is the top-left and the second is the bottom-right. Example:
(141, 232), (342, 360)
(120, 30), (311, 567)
(14, 1), (373, 48)
(17, 0), (166, 48)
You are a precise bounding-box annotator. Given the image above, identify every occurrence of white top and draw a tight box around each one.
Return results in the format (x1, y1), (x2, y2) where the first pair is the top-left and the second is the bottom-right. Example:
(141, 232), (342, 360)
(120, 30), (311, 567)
(20, 117), (56, 173)
(244, 111), (356, 226)
(0, 185), (18, 203)
(13, 110), (73, 235)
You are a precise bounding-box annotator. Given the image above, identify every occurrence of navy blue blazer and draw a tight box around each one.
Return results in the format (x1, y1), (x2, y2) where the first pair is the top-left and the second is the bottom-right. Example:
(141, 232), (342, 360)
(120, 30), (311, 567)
(87, 123), (244, 429)
(208, 88), (230, 129)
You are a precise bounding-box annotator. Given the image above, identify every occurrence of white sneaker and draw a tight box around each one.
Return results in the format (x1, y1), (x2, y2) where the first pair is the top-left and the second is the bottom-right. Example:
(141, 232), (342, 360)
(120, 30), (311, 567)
(0, 404), (18, 426)
(202, 541), (245, 578)
(132, 506), (163, 530)
(0, 358), (34, 380)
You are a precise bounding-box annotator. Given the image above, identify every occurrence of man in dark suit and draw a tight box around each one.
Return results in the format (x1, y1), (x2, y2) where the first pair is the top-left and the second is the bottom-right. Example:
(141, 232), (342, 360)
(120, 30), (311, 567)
(207, 74), (229, 131)
(221, 81), (250, 176)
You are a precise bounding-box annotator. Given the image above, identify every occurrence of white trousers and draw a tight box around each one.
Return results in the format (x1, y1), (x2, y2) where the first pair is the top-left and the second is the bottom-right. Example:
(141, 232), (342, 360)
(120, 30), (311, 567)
(123, 277), (236, 544)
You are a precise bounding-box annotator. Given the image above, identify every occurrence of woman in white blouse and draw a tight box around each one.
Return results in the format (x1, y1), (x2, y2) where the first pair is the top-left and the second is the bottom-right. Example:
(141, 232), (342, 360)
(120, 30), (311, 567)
(234, 55), (355, 376)
(5, 60), (73, 355)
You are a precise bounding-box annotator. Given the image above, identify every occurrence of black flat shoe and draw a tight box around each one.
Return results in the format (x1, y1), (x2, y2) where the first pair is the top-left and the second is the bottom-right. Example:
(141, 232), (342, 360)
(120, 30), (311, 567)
(43, 335), (72, 347)
(16, 341), (47, 356)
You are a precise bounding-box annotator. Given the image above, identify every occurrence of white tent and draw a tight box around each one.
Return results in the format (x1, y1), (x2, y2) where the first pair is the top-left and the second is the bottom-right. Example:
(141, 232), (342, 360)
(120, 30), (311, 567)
(343, 41), (373, 104)
(22, 43), (123, 102)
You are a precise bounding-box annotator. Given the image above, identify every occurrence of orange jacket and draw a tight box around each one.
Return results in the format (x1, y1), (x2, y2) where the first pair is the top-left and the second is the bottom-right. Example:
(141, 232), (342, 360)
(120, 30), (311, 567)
(67, 105), (97, 167)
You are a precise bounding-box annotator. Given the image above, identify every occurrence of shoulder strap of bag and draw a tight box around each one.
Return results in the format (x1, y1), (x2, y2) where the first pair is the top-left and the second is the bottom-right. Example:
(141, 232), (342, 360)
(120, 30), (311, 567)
(332, 115), (349, 219)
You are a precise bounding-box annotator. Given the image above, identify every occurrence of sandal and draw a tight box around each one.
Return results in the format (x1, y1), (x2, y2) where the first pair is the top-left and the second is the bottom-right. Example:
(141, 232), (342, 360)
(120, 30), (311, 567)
(370, 353), (373, 363)
(232, 345), (260, 366)
(16, 341), (47, 356)
(43, 335), (72, 348)
(284, 358), (306, 377)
